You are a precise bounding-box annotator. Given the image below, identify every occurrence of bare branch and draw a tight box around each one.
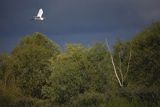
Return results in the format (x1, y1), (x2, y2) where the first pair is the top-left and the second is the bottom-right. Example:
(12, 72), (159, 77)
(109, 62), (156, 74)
(105, 39), (123, 87)
(119, 52), (124, 85)
(124, 48), (132, 80)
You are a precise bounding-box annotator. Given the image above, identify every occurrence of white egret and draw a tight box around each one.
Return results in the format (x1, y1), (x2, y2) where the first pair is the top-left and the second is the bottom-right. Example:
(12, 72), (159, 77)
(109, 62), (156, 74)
(33, 8), (45, 21)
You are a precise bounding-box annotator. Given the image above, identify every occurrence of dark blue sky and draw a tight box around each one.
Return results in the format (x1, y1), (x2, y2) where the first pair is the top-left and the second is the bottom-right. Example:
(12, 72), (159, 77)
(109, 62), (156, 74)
(0, 0), (160, 53)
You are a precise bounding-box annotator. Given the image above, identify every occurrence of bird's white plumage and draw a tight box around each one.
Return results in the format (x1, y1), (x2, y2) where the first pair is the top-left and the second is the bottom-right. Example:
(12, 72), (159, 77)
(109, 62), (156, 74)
(37, 8), (43, 17)
(32, 8), (45, 21)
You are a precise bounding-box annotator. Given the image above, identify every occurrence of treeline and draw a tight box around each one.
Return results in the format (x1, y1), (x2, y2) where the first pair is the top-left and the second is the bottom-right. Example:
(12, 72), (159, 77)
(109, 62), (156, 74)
(0, 22), (160, 107)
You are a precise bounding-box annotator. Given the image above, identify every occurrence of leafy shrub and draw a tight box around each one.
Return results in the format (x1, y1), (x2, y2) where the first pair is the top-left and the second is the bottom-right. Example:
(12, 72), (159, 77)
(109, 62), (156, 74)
(70, 91), (107, 107)
(107, 97), (148, 107)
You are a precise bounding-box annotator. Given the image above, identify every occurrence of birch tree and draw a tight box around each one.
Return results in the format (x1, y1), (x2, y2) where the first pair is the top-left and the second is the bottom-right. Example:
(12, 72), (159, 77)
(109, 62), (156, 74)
(105, 39), (132, 87)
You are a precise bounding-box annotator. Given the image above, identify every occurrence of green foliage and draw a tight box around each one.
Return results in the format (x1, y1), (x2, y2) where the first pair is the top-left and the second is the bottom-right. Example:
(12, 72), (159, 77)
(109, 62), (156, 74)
(19, 32), (60, 55)
(0, 80), (22, 107)
(0, 53), (10, 80)
(128, 22), (160, 88)
(87, 43), (113, 92)
(1, 22), (160, 107)
(42, 43), (112, 105)
(113, 22), (160, 106)
(10, 32), (60, 98)
(70, 91), (107, 107)
(42, 44), (90, 104)
(107, 96), (149, 107)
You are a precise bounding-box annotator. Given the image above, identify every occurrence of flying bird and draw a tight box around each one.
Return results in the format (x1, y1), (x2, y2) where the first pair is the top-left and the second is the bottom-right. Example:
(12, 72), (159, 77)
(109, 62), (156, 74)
(33, 8), (45, 21)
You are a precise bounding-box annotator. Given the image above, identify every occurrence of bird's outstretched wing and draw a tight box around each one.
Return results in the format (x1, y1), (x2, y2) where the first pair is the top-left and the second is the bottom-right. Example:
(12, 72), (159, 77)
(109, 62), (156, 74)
(37, 8), (43, 17)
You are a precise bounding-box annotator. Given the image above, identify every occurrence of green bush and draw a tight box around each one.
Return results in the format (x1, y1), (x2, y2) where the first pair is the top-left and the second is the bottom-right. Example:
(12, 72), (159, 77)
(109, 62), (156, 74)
(107, 97), (148, 107)
(13, 97), (35, 107)
(70, 91), (107, 107)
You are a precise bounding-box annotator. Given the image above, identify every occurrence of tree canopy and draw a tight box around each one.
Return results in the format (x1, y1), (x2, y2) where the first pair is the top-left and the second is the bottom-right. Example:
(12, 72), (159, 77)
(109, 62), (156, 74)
(0, 22), (160, 107)
(10, 33), (60, 98)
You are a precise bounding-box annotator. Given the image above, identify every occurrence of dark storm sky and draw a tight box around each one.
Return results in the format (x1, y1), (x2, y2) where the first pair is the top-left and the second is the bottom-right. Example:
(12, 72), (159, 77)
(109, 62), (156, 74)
(0, 0), (160, 52)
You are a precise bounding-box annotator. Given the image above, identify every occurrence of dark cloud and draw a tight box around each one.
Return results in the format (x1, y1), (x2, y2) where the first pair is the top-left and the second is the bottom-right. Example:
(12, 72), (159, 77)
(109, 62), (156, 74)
(0, 0), (160, 52)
